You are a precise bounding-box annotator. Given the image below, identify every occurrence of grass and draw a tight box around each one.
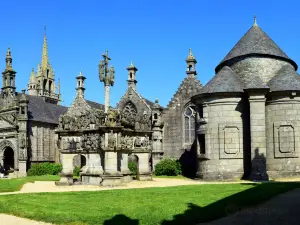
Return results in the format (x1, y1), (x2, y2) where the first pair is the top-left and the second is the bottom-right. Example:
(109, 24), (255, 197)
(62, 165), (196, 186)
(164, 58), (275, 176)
(0, 182), (299, 225)
(0, 175), (60, 193)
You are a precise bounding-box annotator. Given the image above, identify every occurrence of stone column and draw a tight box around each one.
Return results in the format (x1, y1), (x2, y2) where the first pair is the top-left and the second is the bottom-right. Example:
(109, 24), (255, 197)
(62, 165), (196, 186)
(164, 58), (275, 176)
(248, 92), (268, 181)
(104, 85), (110, 113)
(120, 153), (130, 174)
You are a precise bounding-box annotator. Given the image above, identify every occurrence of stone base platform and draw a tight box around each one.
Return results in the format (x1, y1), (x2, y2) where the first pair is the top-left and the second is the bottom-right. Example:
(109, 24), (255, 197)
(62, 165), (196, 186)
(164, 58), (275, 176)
(196, 172), (244, 181)
(268, 171), (300, 180)
(137, 173), (152, 181)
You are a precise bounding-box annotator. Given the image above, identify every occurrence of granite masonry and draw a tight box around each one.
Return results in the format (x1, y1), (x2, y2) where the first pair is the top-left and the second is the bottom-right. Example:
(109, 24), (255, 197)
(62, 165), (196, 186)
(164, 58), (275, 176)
(1, 18), (300, 182)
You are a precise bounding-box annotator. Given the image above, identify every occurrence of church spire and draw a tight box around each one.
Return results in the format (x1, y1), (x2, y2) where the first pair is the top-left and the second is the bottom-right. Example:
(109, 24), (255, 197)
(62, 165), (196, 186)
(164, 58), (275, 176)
(41, 26), (49, 70)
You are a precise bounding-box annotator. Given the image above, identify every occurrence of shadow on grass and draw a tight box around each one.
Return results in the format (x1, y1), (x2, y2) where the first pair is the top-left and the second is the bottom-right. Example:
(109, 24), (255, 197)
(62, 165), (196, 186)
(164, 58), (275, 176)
(161, 182), (300, 225)
(104, 215), (139, 225)
(103, 182), (300, 225)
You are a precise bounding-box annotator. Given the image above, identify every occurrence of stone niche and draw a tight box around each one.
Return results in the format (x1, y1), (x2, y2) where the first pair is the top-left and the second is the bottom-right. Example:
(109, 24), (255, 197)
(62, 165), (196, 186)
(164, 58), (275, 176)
(218, 122), (243, 159)
(273, 122), (298, 158)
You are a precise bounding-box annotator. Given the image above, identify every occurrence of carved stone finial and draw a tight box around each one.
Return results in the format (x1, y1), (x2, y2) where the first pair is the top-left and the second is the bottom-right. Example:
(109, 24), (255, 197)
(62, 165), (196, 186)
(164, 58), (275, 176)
(254, 15), (257, 25)
(155, 98), (159, 104)
(21, 89), (26, 94)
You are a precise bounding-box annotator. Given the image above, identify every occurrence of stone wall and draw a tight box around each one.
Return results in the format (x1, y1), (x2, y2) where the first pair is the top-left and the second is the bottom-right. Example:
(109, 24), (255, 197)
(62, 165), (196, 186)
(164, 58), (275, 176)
(163, 76), (202, 159)
(266, 94), (300, 178)
(28, 121), (57, 162)
(196, 96), (245, 180)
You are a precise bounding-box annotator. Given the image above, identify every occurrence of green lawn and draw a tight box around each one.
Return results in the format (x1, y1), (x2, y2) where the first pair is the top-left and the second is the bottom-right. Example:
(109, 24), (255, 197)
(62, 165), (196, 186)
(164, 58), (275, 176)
(0, 175), (60, 193)
(0, 182), (299, 225)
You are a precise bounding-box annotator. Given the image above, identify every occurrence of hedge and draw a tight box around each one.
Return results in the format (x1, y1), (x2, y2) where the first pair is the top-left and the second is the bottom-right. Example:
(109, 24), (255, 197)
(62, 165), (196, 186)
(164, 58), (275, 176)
(154, 158), (182, 176)
(27, 163), (62, 176)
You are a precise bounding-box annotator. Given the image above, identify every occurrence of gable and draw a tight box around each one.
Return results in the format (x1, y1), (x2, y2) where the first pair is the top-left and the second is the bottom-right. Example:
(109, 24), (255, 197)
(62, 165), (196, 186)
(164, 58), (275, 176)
(166, 75), (202, 110)
(117, 88), (152, 115)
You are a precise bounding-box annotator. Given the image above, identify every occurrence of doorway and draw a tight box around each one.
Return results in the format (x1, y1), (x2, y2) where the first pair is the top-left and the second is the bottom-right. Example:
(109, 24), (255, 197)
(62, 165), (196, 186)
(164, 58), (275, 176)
(3, 147), (14, 171)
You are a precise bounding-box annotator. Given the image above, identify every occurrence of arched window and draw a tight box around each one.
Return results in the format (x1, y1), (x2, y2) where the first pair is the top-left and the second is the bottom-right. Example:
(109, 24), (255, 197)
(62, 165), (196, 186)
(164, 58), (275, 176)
(184, 105), (196, 144)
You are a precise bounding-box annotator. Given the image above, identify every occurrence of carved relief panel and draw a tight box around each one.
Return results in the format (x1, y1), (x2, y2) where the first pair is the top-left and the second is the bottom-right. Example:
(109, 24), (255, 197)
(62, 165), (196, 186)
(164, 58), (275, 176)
(218, 122), (243, 159)
(274, 122), (298, 158)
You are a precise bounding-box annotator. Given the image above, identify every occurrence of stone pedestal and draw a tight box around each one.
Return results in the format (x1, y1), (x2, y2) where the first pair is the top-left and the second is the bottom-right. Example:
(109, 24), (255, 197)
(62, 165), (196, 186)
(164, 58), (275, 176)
(104, 151), (118, 175)
(56, 153), (75, 185)
(248, 92), (269, 181)
(86, 153), (103, 174)
(18, 160), (27, 177)
(136, 152), (152, 181)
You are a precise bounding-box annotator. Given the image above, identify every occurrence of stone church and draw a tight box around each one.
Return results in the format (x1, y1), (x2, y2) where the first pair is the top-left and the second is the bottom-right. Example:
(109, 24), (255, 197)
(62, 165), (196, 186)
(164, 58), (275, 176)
(0, 30), (67, 176)
(1, 17), (300, 180)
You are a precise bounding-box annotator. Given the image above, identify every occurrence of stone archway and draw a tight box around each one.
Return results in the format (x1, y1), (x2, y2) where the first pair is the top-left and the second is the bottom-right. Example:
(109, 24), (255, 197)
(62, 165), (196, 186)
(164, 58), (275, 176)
(3, 147), (14, 171)
(129, 154), (139, 180)
(0, 140), (16, 171)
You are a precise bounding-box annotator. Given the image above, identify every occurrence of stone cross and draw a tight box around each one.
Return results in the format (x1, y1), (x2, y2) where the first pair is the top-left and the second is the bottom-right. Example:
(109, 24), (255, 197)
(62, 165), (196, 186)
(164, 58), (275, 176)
(99, 50), (115, 113)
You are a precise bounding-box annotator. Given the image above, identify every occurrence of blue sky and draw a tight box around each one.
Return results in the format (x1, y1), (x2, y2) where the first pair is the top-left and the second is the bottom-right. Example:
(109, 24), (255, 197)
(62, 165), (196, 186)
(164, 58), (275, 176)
(0, 0), (300, 107)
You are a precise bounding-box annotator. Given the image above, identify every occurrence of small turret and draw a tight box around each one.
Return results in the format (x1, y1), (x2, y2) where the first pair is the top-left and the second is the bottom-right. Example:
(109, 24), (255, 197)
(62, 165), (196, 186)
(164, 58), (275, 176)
(2, 48), (16, 97)
(28, 68), (38, 96)
(126, 61), (138, 90)
(76, 71), (86, 98)
(185, 48), (197, 76)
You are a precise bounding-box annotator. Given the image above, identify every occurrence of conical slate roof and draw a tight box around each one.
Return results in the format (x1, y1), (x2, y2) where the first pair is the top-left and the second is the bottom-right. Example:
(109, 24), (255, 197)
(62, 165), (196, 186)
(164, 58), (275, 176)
(216, 23), (297, 72)
(199, 66), (244, 94)
(267, 64), (300, 92)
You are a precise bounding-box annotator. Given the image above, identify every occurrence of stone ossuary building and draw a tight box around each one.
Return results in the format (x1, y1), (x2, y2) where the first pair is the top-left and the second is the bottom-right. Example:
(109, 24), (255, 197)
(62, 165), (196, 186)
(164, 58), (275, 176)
(1, 18), (300, 181)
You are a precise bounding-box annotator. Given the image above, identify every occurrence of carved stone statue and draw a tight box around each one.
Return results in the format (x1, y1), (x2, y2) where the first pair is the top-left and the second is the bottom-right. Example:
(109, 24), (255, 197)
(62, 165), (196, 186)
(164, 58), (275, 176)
(142, 135), (149, 148)
(20, 134), (26, 149)
(135, 136), (142, 147)
(108, 130), (116, 149)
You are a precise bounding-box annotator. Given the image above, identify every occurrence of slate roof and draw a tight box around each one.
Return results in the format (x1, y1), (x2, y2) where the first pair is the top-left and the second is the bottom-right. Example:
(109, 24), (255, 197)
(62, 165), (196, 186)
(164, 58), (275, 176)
(267, 65), (300, 92)
(86, 100), (105, 110)
(216, 24), (297, 72)
(25, 94), (68, 124)
(243, 75), (269, 89)
(199, 66), (244, 94)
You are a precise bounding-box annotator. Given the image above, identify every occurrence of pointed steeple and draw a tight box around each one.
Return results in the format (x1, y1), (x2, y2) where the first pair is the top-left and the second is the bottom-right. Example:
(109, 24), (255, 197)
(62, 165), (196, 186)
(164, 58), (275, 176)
(29, 68), (36, 83)
(187, 48), (195, 60)
(41, 26), (49, 70)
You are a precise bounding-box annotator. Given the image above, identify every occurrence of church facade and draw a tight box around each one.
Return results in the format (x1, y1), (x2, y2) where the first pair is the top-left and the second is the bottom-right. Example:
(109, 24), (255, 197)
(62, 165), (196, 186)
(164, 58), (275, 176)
(1, 18), (300, 180)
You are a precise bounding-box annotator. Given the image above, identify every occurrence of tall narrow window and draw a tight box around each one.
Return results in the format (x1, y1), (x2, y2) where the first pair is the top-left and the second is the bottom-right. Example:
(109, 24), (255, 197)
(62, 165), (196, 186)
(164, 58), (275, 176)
(184, 105), (196, 144)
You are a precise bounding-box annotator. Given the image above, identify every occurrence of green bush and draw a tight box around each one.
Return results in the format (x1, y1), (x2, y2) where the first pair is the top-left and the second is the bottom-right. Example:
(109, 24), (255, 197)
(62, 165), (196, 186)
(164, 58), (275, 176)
(27, 163), (62, 176)
(73, 166), (80, 177)
(154, 158), (182, 176)
(128, 162), (137, 175)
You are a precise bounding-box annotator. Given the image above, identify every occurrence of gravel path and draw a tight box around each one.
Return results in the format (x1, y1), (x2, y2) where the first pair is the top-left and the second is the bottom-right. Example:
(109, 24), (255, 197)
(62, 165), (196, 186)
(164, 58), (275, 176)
(0, 178), (252, 195)
(0, 214), (53, 225)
